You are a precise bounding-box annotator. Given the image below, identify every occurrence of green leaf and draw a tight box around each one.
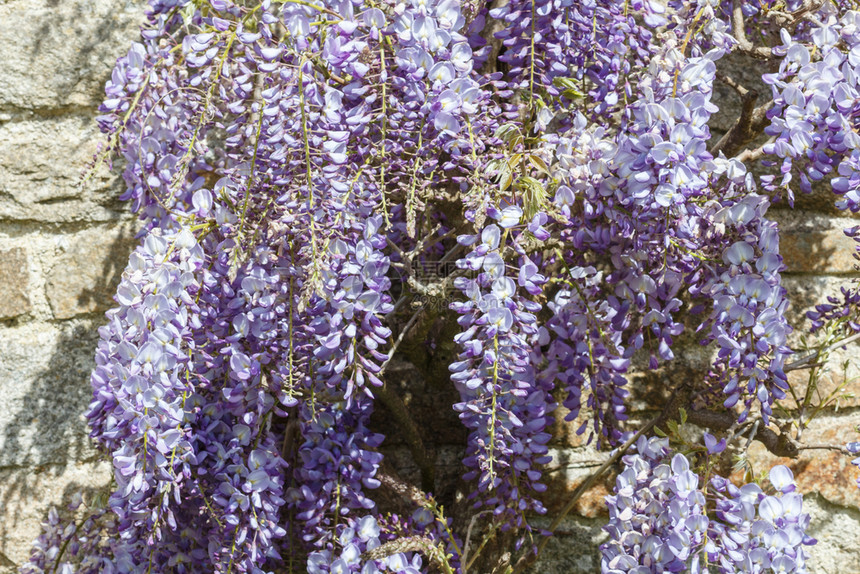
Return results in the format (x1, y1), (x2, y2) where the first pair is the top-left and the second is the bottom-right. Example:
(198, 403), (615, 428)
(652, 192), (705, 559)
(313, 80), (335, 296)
(485, 158), (502, 173)
(519, 175), (544, 190)
(679, 407), (687, 425)
(552, 77), (585, 98)
(493, 123), (520, 145)
(181, 2), (198, 27)
(498, 166), (513, 192)
(528, 154), (550, 176)
(520, 175), (547, 221)
(667, 420), (679, 435)
(551, 76), (578, 90)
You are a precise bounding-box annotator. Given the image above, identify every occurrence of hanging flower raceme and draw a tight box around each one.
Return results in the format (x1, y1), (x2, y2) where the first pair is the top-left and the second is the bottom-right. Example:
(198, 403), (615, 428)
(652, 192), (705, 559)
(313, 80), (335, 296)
(450, 216), (554, 530)
(700, 193), (792, 424)
(288, 399), (384, 548)
(86, 227), (205, 553)
(539, 37), (793, 435)
(490, 0), (663, 118)
(20, 494), (134, 574)
(759, 9), (860, 207)
(602, 436), (815, 574)
(312, 214), (394, 401)
(306, 514), (445, 574)
(537, 44), (722, 441)
(708, 466), (816, 573)
(602, 437), (710, 573)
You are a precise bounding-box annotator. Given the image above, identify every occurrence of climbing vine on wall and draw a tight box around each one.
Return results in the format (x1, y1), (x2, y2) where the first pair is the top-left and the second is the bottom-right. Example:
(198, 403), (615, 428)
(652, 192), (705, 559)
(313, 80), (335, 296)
(19, 0), (860, 573)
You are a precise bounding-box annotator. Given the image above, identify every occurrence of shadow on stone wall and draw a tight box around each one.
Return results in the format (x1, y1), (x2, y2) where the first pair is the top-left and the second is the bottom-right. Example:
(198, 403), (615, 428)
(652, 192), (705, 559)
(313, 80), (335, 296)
(0, 227), (137, 558)
(1, 0), (144, 112)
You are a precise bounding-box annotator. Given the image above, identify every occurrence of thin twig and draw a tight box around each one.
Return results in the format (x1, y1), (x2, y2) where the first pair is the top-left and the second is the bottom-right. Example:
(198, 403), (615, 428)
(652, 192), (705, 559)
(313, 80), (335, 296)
(785, 331), (860, 372)
(376, 306), (435, 491)
(794, 442), (851, 454)
(387, 236), (466, 298)
(742, 419), (761, 452)
(783, 361), (826, 373)
(710, 85), (772, 159)
(387, 295), (409, 318)
(461, 510), (493, 571)
(765, 0), (825, 28)
(379, 305), (425, 376)
(716, 72), (749, 96)
(438, 242), (465, 266)
(736, 140), (773, 163)
(731, 0), (776, 59)
(685, 409), (799, 457)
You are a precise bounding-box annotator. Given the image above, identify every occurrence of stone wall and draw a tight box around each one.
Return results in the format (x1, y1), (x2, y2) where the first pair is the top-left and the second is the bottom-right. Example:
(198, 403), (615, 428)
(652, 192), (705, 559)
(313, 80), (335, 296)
(0, 0), (145, 568)
(0, 2), (859, 573)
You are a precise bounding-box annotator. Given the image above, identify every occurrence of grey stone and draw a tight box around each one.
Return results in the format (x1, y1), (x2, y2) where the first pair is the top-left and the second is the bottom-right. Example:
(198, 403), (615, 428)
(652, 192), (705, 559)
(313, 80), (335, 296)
(0, 0), (144, 569)
(0, 321), (101, 468)
(542, 446), (613, 519)
(528, 516), (607, 574)
(781, 275), (844, 326)
(0, 116), (127, 223)
(771, 210), (859, 274)
(0, 247), (30, 319)
(804, 494), (860, 573)
(45, 222), (138, 319)
(0, 0), (146, 110)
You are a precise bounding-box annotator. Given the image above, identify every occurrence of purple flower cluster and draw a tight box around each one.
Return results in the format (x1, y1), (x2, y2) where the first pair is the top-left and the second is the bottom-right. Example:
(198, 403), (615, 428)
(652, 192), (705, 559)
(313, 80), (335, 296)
(450, 217), (554, 527)
(306, 515), (427, 574)
(709, 466), (815, 573)
(702, 193), (792, 424)
(97, 27), (213, 225)
(759, 10), (860, 206)
(541, 260), (631, 442)
(490, 0), (661, 117)
(20, 495), (132, 574)
(602, 437), (710, 573)
(54, 0), (860, 570)
(313, 215), (394, 400)
(538, 35), (795, 434)
(289, 399), (383, 547)
(390, 0), (481, 144)
(86, 227), (205, 552)
(602, 437), (815, 573)
(189, 400), (288, 570)
(538, 44), (722, 440)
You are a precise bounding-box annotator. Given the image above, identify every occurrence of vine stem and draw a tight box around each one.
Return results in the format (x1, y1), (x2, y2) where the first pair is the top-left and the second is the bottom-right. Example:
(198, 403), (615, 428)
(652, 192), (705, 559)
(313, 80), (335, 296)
(82, 66), (155, 188)
(784, 330), (860, 372)
(730, 0), (779, 58)
(51, 516), (83, 574)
